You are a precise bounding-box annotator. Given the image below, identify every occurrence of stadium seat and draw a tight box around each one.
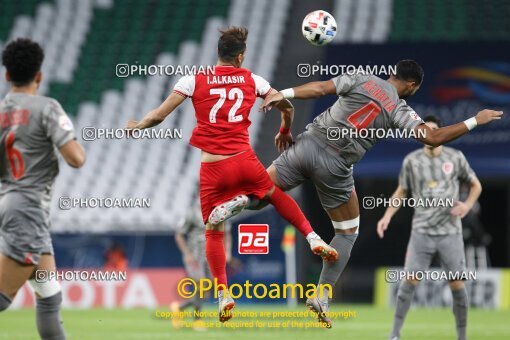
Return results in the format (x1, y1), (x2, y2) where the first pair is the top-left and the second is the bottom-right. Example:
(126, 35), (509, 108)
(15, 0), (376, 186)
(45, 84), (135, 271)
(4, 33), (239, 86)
(0, 0), (290, 232)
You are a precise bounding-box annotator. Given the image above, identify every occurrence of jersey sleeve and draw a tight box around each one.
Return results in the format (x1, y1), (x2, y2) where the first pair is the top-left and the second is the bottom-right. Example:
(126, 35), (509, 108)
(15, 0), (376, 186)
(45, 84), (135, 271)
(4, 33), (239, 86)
(42, 99), (76, 148)
(457, 151), (476, 183)
(173, 75), (195, 97)
(398, 156), (413, 191)
(252, 73), (272, 98)
(330, 73), (359, 96)
(392, 101), (424, 131)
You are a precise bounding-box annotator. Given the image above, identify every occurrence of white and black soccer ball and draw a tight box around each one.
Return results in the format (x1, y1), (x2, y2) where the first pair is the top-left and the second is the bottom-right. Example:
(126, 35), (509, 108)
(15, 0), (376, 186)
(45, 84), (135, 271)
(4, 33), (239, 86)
(302, 10), (337, 46)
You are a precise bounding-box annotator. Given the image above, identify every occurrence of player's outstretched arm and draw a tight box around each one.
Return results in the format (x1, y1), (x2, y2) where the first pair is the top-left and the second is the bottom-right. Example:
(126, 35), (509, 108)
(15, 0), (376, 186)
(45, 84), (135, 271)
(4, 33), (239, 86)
(377, 185), (407, 239)
(415, 109), (503, 147)
(125, 92), (186, 130)
(260, 80), (336, 112)
(59, 140), (86, 168)
(269, 88), (295, 152)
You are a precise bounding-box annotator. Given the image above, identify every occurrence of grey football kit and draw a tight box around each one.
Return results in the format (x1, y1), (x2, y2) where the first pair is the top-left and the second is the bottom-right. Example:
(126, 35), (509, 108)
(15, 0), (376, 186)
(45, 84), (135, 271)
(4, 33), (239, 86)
(399, 147), (475, 274)
(176, 206), (231, 316)
(0, 92), (75, 265)
(177, 206), (209, 280)
(274, 73), (424, 209)
(272, 73), (425, 328)
(177, 205), (230, 279)
(391, 147), (474, 340)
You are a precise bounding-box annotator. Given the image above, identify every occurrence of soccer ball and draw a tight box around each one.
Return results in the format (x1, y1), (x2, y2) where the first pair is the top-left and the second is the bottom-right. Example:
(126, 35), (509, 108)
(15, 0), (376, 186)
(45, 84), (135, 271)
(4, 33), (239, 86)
(301, 10), (337, 46)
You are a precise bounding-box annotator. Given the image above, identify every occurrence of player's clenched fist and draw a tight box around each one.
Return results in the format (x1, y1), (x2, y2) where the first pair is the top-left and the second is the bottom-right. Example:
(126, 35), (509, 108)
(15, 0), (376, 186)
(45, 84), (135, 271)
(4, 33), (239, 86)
(475, 109), (503, 125)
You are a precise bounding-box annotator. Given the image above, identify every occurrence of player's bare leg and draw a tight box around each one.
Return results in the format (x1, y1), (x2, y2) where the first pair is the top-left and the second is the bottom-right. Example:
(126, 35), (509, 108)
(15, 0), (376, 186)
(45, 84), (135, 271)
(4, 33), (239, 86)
(0, 253), (66, 339)
(266, 165), (338, 262)
(205, 221), (235, 322)
(0, 253), (35, 307)
(307, 191), (360, 328)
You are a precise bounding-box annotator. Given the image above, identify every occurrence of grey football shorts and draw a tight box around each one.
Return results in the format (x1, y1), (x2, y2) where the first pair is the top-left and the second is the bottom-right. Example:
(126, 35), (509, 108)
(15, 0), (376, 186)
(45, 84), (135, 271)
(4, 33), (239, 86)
(273, 131), (354, 210)
(404, 231), (467, 276)
(0, 194), (53, 265)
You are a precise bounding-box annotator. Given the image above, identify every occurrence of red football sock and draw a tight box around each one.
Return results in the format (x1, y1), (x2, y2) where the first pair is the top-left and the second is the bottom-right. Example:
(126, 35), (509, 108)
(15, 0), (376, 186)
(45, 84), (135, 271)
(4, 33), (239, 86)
(267, 186), (314, 237)
(205, 230), (227, 290)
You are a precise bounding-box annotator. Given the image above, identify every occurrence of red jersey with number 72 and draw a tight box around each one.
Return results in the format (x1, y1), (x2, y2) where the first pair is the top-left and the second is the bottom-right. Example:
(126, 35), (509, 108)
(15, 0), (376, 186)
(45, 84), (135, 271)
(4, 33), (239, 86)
(173, 65), (272, 155)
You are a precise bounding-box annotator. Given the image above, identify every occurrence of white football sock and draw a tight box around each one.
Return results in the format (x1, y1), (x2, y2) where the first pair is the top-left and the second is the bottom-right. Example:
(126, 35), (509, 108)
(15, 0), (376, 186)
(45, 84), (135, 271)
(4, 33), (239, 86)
(306, 231), (321, 243)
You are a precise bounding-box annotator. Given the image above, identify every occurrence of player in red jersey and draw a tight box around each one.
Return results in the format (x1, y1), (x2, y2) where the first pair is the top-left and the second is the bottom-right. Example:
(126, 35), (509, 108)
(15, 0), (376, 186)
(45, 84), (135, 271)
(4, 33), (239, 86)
(126, 27), (337, 322)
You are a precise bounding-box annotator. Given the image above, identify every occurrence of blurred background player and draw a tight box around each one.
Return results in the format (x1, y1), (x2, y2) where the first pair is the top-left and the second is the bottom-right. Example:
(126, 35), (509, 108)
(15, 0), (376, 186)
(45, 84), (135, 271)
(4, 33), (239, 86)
(103, 242), (128, 272)
(377, 115), (482, 340)
(252, 60), (503, 327)
(170, 201), (232, 331)
(0, 38), (85, 340)
(125, 26), (338, 322)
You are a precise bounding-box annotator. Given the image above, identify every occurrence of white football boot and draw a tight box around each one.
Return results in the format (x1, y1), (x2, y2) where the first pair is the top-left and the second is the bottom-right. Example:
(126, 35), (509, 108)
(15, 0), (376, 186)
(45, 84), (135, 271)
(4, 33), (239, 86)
(208, 194), (249, 225)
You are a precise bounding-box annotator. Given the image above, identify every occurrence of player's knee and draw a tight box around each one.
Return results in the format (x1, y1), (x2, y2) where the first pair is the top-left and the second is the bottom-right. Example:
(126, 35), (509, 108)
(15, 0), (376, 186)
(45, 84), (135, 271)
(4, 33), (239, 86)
(29, 278), (62, 300)
(405, 279), (420, 286)
(0, 291), (12, 311)
(448, 280), (465, 291)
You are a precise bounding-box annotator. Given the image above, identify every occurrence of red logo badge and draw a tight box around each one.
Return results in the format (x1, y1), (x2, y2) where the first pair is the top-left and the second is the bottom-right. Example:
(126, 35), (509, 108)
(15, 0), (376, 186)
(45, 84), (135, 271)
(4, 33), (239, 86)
(442, 162), (454, 175)
(238, 224), (269, 254)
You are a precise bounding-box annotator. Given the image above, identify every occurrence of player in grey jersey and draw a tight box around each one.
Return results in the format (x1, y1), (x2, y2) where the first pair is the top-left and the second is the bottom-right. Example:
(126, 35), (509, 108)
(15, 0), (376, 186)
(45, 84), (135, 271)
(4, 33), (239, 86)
(215, 60), (502, 327)
(0, 39), (85, 340)
(170, 202), (232, 330)
(377, 116), (481, 340)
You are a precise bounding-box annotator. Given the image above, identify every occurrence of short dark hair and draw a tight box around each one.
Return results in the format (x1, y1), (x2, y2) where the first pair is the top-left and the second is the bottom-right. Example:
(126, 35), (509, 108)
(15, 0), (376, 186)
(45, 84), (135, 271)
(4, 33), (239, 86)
(423, 115), (442, 127)
(2, 38), (44, 86)
(218, 26), (248, 62)
(396, 59), (424, 85)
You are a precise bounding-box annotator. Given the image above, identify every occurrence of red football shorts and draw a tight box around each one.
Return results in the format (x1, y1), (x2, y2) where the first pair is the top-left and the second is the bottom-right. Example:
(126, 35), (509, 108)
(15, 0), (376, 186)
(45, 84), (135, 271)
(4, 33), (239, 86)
(199, 150), (274, 223)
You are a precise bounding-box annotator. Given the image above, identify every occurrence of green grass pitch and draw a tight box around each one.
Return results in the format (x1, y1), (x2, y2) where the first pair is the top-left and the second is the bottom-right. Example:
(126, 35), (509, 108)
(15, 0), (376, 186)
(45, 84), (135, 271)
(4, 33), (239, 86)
(2, 304), (509, 339)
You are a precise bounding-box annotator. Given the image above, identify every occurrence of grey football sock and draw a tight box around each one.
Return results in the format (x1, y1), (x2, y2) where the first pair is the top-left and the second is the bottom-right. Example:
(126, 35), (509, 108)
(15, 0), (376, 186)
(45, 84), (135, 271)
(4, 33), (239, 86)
(0, 291), (12, 311)
(179, 299), (194, 310)
(36, 292), (66, 340)
(193, 295), (204, 319)
(390, 281), (416, 339)
(317, 233), (358, 303)
(452, 287), (468, 340)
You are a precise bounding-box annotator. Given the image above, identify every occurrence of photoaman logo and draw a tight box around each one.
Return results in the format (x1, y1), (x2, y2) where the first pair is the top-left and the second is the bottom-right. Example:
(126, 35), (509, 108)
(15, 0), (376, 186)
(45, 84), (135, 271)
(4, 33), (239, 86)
(238, 224), (269, 254)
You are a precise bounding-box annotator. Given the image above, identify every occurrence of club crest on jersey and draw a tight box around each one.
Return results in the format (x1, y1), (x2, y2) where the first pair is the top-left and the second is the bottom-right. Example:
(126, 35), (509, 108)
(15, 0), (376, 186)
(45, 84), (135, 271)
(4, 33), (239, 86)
(59, 115), (74, 131)
(442, 162), (454, 175)
(427, 180), (438, 188)
(409, 111), (421, 121)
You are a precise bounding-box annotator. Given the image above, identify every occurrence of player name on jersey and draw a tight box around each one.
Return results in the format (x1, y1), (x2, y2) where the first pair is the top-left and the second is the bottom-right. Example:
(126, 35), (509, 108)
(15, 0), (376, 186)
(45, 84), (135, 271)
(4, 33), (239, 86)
(206, 75), (246, 85)
(0, 109), (29, 128)
(362, 80), (396, 112)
